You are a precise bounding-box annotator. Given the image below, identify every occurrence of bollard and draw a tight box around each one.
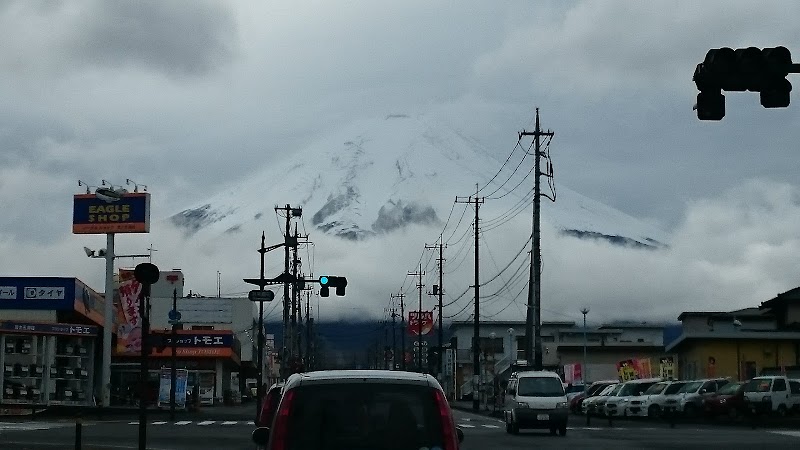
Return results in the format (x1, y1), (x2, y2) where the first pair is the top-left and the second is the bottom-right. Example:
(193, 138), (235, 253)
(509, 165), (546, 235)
(74, 417), (82, 450)
(585, 409), (591, 426)
(607, 410), (613, 428)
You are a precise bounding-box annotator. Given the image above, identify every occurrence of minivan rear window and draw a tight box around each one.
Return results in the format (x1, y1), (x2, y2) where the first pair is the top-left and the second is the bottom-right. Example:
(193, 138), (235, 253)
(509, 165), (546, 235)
(283, 383), (445, 450)
(517, 377), (565, 397)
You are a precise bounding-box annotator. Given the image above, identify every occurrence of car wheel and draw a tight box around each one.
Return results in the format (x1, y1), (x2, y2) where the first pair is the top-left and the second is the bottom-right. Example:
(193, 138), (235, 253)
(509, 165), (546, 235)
(777, 405), (788, 417)
(549, 427), (557, 436)
(559, 425), (567, 436)
(684, 404), (697, 418)
(648, 404), (661, 418)
(728, 407), (738, 420)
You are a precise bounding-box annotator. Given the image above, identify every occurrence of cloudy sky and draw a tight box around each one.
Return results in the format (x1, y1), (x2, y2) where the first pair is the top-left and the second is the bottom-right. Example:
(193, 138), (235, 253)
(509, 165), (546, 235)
(1, 0), (798, 325)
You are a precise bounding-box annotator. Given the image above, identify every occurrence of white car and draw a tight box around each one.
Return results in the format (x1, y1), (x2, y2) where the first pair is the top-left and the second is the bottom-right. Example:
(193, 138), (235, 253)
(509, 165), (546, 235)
(743, 376), (795, 416)
(626, 381), (669, 417)
(645, 380), (688, 417)
(604, 378), (660, 418)
(503, 370), (569, 436)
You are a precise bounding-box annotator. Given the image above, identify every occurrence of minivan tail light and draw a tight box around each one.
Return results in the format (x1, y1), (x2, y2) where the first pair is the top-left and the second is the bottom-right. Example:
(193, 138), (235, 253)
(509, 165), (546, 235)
(433, 389), (459, 450)
(269, 390), (295, 450)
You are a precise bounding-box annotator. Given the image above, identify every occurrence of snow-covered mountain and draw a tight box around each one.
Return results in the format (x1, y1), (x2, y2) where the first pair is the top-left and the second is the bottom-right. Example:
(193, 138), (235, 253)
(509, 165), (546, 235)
(170, 114), (668, 248)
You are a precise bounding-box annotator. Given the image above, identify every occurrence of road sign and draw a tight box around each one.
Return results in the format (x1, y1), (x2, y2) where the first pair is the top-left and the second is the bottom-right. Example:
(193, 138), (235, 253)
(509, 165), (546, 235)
(248, 290), (275, 302)
(168, 310), (181, 321)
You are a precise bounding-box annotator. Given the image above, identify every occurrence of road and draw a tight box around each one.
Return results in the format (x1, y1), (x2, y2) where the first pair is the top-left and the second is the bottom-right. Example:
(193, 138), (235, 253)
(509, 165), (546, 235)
(1, 410), (800, 449)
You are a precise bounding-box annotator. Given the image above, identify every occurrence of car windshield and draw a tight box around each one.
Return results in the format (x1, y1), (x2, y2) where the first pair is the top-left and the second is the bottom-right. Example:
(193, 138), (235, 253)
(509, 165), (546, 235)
(644, 383), (667, 395)
(678, 381), (703, 393)
(664, 382), (687, 395)
(744, 379), (772, 393)
(517, 377), (565, 397)
(282, 383), (446, 450)
(588, 383), (610, 396)
(717, 381), (742, 395)
(606, 384), (623, 396)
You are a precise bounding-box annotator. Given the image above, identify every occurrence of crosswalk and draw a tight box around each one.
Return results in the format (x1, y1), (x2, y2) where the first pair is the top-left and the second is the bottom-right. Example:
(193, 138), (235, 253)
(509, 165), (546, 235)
(126, 420), (255, 427)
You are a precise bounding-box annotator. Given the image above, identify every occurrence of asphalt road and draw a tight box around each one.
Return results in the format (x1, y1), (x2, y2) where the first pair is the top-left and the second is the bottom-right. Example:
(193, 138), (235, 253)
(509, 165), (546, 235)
(1, 411), (800, 449)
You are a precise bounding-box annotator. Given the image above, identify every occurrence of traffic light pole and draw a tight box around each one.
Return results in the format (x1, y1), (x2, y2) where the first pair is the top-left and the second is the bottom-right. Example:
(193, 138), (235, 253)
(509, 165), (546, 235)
(407, 267), (425, 372)
(426, 242), (446, 379)
(391, 292), (406, 370)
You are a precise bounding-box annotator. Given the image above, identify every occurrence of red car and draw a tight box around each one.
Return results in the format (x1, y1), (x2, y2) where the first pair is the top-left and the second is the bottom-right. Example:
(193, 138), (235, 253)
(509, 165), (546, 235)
(704, 380), (746, 418)
(257, 382), (285, 428)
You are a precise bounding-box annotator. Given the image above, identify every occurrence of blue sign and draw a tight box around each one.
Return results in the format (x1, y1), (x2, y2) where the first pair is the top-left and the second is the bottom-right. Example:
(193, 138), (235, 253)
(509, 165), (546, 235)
(157, 333), (234, 347)
(0, 277), (75, 310)
(168, 310), (181, 321)
(72, 192), (151, 234)
(0, 321), (98, 336)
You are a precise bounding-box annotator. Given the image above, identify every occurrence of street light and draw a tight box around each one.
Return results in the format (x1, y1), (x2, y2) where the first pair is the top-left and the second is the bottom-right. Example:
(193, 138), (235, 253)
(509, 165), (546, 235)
(580, 307), (590, 396)
(507, 327), (515, 364)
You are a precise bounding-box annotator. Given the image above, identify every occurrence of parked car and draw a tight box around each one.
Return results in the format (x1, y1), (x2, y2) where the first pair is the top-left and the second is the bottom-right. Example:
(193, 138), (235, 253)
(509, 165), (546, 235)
(647, 380), (688, 417)
(256, 381), (285, 428)
(570, 380), (616, 414)
(604, 378), (660, 418)
(790, 379), (800, 413)
(678, 378), (730, 417)
(704, 380), (746, 418)
(626, 381), (669, 417)
(744, 376), (795, 416)
(251, 370), (464, 450)
(584, 383), (621, 417)
(503, 370), (569, 436)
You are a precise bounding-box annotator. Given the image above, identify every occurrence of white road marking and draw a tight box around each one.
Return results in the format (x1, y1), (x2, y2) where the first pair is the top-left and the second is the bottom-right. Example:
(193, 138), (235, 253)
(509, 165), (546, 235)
(197, 420), (215, 426)
(458, 424), (476, 428)
(152, 421), (167, 425)
(128, 421), (138, 425)
(247, 421), (255, 425)
(175, 421), (192, 425)
(221, 421), (238, 425)
(0, 422), (69, 431)
(771, 431), (800, 438)
(482, 424), (500, 428)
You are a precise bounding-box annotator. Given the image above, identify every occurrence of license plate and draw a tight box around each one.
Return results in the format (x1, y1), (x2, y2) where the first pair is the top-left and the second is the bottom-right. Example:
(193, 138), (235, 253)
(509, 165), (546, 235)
(537, 414), (549, 421)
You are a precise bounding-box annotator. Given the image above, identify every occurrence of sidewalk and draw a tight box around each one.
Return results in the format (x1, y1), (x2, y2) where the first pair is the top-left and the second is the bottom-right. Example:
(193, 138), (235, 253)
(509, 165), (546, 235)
(10, 401), (258, 421)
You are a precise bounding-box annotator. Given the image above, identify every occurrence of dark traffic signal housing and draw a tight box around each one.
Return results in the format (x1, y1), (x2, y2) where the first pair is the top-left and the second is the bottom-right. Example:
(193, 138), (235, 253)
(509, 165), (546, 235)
(694, 46), (797, 120)
(319, 275), (347, 297)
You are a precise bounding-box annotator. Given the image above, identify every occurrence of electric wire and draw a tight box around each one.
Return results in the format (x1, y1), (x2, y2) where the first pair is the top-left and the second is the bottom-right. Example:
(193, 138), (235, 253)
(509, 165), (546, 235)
(483, 139), (534, 198)
(476, 139), (523, 195)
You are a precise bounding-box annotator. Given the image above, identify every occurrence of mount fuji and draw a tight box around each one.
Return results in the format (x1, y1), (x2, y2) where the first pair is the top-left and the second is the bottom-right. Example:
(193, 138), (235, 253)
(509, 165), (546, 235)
(169, 114), (668, 249)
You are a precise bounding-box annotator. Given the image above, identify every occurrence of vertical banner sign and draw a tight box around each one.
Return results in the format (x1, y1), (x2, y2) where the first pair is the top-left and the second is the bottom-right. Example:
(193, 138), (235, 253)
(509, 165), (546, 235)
(158, 368), (188, 408)
(634, 358), (652, 378)
(659, 356), (676, 380)
(616, 359), (638, 381)
(116, 269), (143, 354)
(407, 311), (435, 336)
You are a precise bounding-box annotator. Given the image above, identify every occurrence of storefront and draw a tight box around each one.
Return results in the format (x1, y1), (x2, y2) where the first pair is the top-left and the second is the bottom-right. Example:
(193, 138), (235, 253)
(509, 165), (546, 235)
(111, 329), (241, 406)
(0, 277), (107, 408)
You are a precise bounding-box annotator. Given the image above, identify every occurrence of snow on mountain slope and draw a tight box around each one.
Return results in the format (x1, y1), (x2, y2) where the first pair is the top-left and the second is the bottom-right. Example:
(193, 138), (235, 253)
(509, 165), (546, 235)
(169, 114), (668, 248)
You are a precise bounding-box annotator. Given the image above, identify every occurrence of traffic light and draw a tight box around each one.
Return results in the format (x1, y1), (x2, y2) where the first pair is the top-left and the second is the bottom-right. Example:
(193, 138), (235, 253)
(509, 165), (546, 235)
(694, 46), (794, 120)
(319, 276), (348, 297)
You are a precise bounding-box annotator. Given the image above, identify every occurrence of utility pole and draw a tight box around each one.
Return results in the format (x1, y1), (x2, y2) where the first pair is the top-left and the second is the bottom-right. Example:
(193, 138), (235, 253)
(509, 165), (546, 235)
(426, 241), (446, 380)
(407, 266), (425, 372)
(519, 108), (555, 371)
(291, 224), (300, 362)
(391, 292), (406, 370)
(389, 305), (398, 370)
(275, 205), (301, 378)
(456, 187), (484, 411)
(256, 232), (267, 418)
(306, 292), (312, 370)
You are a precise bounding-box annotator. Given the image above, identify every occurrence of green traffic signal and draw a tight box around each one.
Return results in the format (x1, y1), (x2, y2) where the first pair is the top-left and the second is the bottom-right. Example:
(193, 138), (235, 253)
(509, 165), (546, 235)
(319, 276), (329, 285)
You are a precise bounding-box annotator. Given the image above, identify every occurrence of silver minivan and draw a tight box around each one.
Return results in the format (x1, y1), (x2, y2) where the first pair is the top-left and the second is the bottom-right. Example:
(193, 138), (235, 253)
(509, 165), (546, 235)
(503, 370), (569, 436)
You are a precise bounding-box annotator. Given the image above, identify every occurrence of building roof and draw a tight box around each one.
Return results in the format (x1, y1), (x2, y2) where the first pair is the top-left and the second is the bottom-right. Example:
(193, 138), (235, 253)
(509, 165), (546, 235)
(448, 320), (575, 328)
(677, 308), (773, 321)
(760, 286), (800, 309)
(665, 330), (800, 353)
(598, 321), (671, 329)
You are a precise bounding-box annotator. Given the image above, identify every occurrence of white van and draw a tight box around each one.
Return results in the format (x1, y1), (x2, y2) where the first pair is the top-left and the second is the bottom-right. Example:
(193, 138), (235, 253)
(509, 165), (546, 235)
(743, 376), (794, 415)
(503, 371), (568, 436)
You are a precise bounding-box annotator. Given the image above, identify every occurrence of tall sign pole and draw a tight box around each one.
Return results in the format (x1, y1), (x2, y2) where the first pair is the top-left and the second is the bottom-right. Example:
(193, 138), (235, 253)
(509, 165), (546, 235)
(102, 232), (115, 407)
(169, 288), (178, 421)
